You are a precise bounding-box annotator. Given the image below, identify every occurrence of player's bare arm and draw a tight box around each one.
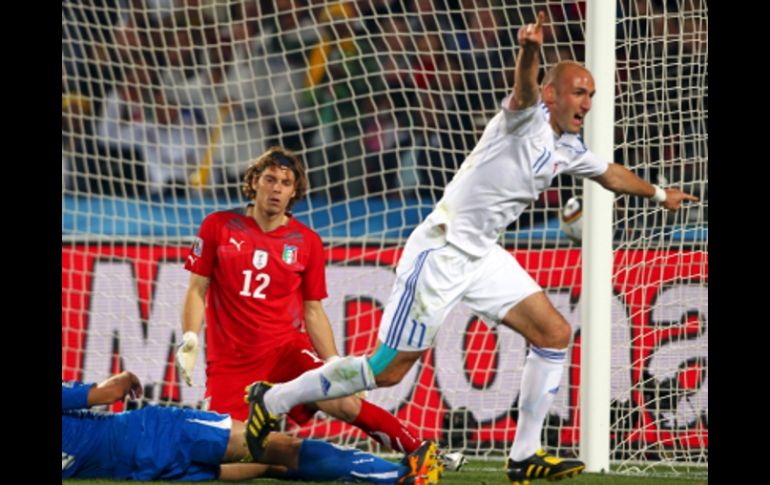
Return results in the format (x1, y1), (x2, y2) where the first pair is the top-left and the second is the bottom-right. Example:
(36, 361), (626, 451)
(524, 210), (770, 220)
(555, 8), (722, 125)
(89, 371), (143, 406)
(592, 162), (699, 211)
(181, 273), (210, 335)
(509, 10), (545, 111)
(303, 300), (340, 360)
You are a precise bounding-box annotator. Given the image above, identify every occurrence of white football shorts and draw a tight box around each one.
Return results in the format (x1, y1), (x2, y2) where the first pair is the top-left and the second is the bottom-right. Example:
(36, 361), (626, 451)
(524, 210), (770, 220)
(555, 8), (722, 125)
(378, 222), (542, 351)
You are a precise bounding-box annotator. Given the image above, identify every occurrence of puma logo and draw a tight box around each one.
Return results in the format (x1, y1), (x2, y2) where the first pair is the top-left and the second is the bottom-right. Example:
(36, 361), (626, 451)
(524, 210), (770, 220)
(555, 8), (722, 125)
(229, 238), (245, 251)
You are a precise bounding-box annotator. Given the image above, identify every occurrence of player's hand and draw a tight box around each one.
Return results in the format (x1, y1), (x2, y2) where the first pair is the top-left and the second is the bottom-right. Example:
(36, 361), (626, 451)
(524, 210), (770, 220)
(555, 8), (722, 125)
(662, 188), (699, 211)
(176, 331), (199, 386)
(122, 371), (143, 400)
(518, 10), (546, 49)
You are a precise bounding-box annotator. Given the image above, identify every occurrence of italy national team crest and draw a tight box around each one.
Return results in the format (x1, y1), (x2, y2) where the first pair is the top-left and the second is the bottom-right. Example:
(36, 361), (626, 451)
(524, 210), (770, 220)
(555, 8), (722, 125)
(282, 245), (298, 265)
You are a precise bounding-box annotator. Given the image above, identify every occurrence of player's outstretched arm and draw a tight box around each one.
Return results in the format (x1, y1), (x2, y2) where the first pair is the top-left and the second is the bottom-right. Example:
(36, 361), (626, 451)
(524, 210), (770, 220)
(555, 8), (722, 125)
(509, 10), (546, 111)
(592, 163), (699, 211)
(88, 371), (143, 406)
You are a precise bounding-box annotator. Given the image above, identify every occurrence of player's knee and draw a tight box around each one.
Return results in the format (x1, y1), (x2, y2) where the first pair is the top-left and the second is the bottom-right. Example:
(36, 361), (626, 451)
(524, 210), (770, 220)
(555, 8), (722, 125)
(546, 320), (572, 348)
(530, 318), (571, 349)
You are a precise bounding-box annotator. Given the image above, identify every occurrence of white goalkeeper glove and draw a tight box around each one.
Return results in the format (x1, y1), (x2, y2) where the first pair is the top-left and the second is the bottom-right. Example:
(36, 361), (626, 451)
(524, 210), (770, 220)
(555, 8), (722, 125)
(326, 355), (368, 400)
(176, 331), (199, 386)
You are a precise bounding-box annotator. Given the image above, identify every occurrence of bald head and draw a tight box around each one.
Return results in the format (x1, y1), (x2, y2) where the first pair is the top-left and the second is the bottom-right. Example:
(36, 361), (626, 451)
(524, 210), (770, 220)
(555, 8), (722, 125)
(541, 61), (596, 135)
(543, 61), (591, 90)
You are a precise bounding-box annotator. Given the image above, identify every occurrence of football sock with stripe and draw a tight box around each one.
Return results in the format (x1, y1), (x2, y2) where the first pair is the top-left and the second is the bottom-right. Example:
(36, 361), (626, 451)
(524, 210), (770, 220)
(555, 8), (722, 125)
(509, 346), (567, 462)
(352, 399), (422, 453)
(264, 355), (375, 415)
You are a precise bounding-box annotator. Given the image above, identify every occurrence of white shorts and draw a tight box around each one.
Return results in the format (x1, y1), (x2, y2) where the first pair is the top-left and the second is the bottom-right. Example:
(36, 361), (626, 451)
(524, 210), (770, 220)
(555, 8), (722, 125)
(378, 222), (542, 351)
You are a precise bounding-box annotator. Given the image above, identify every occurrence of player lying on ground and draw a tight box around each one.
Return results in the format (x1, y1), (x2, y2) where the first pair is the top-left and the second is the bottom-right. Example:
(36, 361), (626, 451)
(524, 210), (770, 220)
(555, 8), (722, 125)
(62, 371), (440, 483)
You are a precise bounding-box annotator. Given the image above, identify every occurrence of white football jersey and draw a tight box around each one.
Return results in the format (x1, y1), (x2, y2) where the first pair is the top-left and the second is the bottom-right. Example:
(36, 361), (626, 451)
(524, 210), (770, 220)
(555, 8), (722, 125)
(423, 97), (609, 257)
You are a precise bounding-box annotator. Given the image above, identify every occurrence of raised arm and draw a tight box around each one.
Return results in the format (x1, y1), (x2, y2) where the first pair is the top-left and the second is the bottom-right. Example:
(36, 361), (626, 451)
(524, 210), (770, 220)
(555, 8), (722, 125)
(508, 11), (546, 111)
(592, 163), (699, 211)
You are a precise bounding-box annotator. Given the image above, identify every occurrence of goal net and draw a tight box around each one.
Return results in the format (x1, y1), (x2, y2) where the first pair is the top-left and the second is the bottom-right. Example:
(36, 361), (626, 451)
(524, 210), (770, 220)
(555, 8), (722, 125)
(62, 0), (707, 476)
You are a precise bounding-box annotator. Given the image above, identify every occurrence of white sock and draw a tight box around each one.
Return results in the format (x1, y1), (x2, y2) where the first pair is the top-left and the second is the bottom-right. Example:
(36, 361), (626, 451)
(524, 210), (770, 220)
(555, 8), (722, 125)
(264, 355), (376, 415)
(509, 346), (566, 462)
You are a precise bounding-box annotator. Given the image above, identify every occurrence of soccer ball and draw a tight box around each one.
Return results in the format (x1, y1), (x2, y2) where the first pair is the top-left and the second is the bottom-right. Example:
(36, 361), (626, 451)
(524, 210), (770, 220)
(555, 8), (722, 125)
(560, 196), (582, 243)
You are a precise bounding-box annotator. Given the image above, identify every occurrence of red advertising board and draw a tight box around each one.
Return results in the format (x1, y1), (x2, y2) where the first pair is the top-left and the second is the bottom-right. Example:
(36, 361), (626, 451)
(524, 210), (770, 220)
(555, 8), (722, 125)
(62, 244), (707, 453)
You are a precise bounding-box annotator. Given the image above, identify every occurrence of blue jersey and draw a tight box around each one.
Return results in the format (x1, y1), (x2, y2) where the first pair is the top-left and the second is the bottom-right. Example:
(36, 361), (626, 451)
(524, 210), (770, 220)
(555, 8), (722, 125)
(62, 381), (230, 481)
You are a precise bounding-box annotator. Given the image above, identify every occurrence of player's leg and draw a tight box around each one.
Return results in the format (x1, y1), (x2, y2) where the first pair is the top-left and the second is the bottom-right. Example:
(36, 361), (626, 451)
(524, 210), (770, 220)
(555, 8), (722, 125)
(502, 292), (573, 461)
(502, 292), (583, 481)
(257, 227), (455, 416)
(269, 337), (423, 454)
(247, 226), (457, 463)
(289, 439), (410, 484)
(221, 425), (412, 483)
(245, 349), (425, 460)
(220, 420), (286, 481)
(246, 430), (436, 485)
(218, 463), (286, 481)
(316, 395), (422, 453)
(463, 246), (583, 483)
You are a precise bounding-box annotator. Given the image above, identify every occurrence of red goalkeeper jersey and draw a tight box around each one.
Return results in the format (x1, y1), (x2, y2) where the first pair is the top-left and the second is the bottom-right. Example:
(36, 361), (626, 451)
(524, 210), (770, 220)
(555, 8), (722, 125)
(184, 208), (327, 366)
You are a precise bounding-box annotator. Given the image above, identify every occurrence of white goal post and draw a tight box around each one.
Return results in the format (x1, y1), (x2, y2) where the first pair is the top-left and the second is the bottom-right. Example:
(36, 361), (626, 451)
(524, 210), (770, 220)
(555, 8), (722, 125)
(62, 0), (707, 477)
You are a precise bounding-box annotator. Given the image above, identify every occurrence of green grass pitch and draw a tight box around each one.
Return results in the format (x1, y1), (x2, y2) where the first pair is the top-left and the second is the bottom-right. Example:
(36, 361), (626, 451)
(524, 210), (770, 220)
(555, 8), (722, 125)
(63, 459), (707, 484)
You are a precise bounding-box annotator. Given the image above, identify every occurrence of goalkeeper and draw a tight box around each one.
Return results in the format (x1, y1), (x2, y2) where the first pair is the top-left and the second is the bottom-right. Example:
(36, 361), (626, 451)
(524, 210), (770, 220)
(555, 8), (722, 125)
(241, 10), (698, 485)
(62, 370), (437, 484)
(176, 147), (438, 462)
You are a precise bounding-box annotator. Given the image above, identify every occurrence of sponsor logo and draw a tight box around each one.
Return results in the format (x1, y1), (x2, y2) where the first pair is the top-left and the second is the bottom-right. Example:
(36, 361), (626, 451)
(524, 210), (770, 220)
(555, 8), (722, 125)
(61, 245), (707, 452)
(320, 375), (331, 396)
(229, 238), (245, 251)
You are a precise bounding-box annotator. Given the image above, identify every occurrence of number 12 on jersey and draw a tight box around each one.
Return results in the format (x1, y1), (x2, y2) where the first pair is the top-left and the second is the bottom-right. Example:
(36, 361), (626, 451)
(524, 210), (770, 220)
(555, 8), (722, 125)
(240, 270), (271, 299)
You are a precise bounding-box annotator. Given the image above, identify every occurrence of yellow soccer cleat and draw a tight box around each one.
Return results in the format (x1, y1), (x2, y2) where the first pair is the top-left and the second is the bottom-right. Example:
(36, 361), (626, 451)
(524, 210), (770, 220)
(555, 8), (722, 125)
(506, 449), (585, 483)
(244, 381), (278, 461)
(398, 440), (443, 485)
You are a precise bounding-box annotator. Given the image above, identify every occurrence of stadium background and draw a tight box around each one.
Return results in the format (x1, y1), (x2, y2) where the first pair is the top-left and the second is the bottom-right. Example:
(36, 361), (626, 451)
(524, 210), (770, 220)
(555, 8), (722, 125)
(62, 0), (707, 477)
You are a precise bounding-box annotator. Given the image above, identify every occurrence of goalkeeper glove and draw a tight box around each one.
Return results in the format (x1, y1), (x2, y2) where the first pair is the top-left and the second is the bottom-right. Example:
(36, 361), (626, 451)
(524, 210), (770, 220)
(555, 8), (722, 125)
(176, 331), (199, 386)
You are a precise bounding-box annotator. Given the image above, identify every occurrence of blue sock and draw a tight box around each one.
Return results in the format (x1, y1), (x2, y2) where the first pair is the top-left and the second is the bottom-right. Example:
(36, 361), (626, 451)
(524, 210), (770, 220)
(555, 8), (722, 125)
(292, 439), (407, 484)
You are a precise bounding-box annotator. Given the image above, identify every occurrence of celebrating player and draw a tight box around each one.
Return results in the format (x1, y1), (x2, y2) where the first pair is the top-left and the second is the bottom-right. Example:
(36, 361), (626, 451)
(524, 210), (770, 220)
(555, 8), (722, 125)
(241, 11), (698, 484)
